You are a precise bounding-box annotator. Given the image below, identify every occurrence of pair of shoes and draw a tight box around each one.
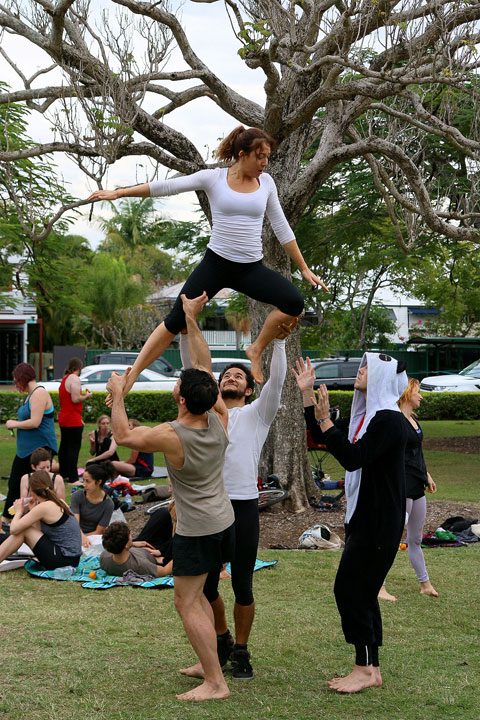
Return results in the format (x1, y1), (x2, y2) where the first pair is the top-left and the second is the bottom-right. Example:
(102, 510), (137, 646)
(217, 631), (234, 670)
(231, 648), (254, 680)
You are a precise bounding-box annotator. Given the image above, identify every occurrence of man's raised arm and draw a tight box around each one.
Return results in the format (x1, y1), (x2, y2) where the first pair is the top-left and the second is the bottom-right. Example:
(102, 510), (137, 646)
(181, 292), (212, 374)
(106, 372), (178, 456)
(181, 293), (229, 430)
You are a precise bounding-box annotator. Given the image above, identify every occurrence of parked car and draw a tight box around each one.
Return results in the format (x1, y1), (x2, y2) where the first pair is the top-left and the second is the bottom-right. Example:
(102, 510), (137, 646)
(40, 365), (177, 393)
(95, 351), (180, 377)
(209, 357), (252, 380)
(420, 359), (480, 392)
(312, 357), (361, 390)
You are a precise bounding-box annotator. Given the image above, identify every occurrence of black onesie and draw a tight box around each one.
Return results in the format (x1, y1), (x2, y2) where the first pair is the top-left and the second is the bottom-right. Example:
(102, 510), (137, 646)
(306, 406), (407, 658)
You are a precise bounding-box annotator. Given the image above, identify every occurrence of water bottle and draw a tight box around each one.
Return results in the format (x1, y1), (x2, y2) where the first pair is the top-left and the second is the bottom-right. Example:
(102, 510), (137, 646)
(52, 565), (75, 580)
(124, 492), (132, 507)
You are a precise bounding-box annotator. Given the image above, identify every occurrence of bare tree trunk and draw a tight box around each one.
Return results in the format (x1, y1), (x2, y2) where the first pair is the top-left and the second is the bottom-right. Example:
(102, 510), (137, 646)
(250, 130), (316, 511)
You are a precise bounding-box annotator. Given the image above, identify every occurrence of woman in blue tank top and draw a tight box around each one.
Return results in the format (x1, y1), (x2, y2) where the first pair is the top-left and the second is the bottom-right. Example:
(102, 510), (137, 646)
(2, 363), (57, 532)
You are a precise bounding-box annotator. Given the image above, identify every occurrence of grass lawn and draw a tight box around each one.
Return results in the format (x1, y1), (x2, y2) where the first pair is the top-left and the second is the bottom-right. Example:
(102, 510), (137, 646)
(0, 546), (478, 720)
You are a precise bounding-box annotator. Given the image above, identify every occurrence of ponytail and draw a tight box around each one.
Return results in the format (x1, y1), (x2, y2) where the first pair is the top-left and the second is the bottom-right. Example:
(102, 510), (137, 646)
(29, 469), (72, 515)
(216, 126), (276, 162)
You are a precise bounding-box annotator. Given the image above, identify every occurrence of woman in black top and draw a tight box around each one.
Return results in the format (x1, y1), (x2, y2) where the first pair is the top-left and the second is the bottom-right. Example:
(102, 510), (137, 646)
(87, 415), (119, 465)
(380, 378), (438, 600)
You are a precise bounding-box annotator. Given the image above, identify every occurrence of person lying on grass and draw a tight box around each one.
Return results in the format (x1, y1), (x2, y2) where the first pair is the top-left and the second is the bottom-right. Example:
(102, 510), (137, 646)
(100, 521), (172, 577)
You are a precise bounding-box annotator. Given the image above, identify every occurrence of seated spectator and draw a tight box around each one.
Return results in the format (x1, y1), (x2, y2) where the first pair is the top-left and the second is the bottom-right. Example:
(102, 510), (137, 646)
(70, 462), (115, 548)
(111, 418), (154, 478)
(0, 470), (81, 569)
(20, 447), (65, 502)
(133, 501), (175, 560)
(100, 521), (172, 577)
(86, 415), (119, 465)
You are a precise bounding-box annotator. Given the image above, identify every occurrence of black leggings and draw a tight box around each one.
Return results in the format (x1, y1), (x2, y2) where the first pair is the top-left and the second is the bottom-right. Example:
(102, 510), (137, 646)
(203, 498), (259, 606)
(2, 454), (32, 520)
(164, 248), (304, 335)
(58, 426), (83, 483)
(334, 529), (399, 650)
(134, 507), (173, 559)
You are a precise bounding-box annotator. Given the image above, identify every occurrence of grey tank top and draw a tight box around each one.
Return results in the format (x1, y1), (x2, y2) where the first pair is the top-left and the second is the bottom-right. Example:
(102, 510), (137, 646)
(166, 410), (234, 537)
(40, 509), (82, 557)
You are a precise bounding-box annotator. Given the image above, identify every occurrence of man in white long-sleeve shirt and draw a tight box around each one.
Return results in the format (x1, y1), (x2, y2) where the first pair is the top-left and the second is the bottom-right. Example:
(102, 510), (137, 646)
(179, 321), (291, 681)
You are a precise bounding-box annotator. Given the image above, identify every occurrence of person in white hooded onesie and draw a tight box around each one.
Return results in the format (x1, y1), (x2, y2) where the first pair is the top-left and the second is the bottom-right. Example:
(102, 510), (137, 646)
(295, 353), (408, 693)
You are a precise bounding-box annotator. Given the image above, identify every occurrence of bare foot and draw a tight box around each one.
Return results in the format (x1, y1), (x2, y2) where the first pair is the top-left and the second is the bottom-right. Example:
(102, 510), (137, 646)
(420, 581), (438, 597)
(378, 586), (398, 602)
(176, 680), (230, 701)
(245, 344), (264, 384)
(179, 662), (205, 679)
(328, 665), (382, 693)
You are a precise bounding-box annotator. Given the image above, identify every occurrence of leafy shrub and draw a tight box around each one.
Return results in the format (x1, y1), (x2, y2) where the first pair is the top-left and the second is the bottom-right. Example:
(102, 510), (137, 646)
(2, 390), (480, 424)
(0, 391), (177, 424)
(327, 391), (480, 421)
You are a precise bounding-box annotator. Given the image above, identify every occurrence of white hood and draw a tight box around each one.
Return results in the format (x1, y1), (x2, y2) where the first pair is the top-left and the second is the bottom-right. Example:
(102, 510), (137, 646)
(344, 352), (408, 524)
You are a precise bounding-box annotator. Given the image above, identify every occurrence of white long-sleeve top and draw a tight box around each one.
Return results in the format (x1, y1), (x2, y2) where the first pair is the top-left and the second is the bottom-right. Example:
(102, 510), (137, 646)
(149, 168), (295, 263)
(180, 336), (287, 500)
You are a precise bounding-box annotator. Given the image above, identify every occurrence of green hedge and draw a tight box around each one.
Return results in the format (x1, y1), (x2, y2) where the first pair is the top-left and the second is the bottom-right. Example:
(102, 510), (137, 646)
(327, 391), (480, 421)
(2, 390), (480, 423)
(0, 391), (177, 424)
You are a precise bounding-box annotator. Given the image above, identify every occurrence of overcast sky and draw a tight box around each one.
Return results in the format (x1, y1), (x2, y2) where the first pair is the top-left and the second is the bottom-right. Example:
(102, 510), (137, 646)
(1, 1), (267, 246)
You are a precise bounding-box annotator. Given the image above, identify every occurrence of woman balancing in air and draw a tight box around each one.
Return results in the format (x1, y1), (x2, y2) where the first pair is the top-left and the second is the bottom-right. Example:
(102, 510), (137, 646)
(87, 126), (326, 386)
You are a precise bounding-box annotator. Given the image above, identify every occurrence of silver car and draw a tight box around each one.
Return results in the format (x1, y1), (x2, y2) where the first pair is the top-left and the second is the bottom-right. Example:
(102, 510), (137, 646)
(40, 365), (177, 393)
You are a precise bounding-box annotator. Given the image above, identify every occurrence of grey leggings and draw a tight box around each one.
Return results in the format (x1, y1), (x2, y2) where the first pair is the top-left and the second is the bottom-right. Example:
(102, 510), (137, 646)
(406, 496), (429, 583)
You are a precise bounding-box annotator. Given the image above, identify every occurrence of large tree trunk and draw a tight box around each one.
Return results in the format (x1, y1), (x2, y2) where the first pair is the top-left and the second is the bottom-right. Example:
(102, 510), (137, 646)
(250, 130), (316, 511)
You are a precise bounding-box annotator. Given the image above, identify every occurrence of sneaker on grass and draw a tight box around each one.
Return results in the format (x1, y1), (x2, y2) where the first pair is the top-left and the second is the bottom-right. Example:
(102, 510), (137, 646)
(231, 648), (254, 680)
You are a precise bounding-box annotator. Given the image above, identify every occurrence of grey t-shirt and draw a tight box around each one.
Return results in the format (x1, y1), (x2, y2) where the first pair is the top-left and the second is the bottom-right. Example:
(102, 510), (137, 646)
(70, 490), (114, 533)
(100, 547), (158, 577)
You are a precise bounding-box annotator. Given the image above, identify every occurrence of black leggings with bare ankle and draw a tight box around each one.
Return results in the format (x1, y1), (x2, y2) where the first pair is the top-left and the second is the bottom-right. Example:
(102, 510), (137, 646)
(164, 248), (304, 335)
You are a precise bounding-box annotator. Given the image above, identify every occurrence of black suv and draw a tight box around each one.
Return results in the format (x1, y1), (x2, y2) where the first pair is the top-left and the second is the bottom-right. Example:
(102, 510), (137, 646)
(312, 357), (361, 390)
(95, 352), (180, 377)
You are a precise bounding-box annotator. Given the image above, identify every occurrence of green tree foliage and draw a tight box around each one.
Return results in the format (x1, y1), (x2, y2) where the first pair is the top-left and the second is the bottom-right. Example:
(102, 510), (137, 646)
(97, 198), (184, 285)
(81, 253), (148, 347)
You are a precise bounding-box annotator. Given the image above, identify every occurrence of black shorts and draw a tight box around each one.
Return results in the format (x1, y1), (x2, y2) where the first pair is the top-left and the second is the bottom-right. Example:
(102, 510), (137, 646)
(133, 462), (152, 479)
(172, 523), (235, 577)
(33, 535), (81, 571)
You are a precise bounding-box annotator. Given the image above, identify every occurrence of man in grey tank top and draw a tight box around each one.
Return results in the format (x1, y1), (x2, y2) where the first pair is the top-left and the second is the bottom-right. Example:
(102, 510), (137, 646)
(107, 293), (234, 702)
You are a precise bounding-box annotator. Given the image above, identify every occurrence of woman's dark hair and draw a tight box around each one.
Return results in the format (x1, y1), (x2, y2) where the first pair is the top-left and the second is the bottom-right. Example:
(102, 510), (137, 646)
(216, 126), (276, 162)
(179, 368), (219, 415)
(13, 362), (36, 391)
(83, 461), (115, 486)
(102, 521), (130, 554)
(29, 469), (71, 515)
(218, 363), (255, 403)
(30, 447), (53, 467)
(64, 357), (83, 375)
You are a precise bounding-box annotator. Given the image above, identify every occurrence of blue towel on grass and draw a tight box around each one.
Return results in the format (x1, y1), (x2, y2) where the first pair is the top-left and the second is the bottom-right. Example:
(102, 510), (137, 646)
(24, 556), (277, 590)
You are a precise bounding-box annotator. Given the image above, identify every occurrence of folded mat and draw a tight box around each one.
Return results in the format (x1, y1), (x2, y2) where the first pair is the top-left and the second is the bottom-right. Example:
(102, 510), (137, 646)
(24, 556), (277, 590)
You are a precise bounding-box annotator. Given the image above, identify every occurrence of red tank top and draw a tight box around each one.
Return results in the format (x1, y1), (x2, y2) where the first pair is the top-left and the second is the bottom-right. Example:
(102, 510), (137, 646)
(58, 374), (83, 427)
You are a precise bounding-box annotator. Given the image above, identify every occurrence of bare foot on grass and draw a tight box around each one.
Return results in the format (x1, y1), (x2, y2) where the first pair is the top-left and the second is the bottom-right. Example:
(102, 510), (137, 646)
(176, 680), (230, 701)
(245, 344), (264, 384)
(378, 586), (398, 602)
(420, 581), (438, 597)
(179, 662), (205, 679)
(328, 665), (382, 693)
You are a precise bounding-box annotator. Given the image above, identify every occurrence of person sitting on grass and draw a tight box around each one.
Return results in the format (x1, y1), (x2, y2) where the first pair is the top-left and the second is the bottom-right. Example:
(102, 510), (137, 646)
(86, 414), (119, 465)
(20, 447), (65, 503)
(70, 462), (115, 549)
(0, 470), (81, 570)
(100, 521), (172, 577)
(110, 418), (154, 478)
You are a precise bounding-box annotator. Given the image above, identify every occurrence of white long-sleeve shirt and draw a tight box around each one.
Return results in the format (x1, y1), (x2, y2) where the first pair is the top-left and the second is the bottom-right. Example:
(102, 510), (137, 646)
(179, 336), (287, 499)
(149, 168), (295, 263)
